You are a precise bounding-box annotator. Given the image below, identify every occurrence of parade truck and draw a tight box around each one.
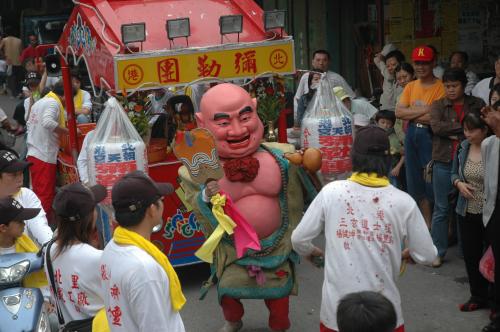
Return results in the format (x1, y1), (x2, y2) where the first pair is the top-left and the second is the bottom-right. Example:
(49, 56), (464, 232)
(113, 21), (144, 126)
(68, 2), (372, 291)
(55, 0), (296, 266)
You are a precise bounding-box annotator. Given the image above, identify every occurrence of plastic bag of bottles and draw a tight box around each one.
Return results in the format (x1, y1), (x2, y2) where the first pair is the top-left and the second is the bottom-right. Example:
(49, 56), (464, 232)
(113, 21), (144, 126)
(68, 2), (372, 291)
(87, 97), (148, 205)
(300, 73), (353, 183)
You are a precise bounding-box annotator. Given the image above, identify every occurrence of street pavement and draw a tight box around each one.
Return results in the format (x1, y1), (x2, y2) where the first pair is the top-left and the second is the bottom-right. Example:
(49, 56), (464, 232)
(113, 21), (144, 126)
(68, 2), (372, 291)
(0, 93), (490, 331)
(177, 239), (489, 332)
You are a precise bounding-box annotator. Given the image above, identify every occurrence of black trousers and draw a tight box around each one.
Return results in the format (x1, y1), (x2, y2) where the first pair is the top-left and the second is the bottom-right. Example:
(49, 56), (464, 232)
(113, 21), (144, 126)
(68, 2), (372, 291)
(487, 206), (500, 309)
(459, 213), (489, 301)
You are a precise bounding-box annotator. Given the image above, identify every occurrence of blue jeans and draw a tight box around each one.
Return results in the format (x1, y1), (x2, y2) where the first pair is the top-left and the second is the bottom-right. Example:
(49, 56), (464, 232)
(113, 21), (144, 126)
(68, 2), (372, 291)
(431, 161), (452, 258)
(404, 123), (434, 202)
(389, 175), (399, 188)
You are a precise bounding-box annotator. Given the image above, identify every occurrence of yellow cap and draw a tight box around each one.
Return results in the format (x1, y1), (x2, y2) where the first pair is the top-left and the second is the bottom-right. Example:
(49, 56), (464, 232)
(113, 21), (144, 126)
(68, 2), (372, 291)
(333, 86), (350, 101)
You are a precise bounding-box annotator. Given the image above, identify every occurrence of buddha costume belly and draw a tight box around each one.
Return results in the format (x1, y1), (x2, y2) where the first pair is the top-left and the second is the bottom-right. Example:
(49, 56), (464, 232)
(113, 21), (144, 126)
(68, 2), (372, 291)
(179, 143), (315, 301)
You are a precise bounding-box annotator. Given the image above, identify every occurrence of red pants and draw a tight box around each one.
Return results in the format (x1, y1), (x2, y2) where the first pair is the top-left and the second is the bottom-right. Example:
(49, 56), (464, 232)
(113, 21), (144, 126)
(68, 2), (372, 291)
(320, 322), (405, 332)
(27, 156), (56, 223)
(221, 296), (290, 331)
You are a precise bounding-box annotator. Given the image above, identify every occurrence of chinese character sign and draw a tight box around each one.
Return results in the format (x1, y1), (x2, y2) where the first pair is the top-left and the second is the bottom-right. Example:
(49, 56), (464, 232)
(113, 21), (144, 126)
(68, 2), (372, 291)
(234, 50), (257, 74)
(301, 112), (353, 178)
(89, 142), (147, 205)
(198, 55), (221, 77)
(115, 39), (295, 91)
(157, 58), (179, 83)
(336, 201), (394, 255)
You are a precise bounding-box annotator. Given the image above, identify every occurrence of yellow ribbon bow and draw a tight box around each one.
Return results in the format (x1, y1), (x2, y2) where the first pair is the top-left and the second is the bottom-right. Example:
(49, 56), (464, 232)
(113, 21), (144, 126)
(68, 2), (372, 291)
(15, 234), (48, 288)
(195, 193), (237, 264)
(113, 226), (186, 311)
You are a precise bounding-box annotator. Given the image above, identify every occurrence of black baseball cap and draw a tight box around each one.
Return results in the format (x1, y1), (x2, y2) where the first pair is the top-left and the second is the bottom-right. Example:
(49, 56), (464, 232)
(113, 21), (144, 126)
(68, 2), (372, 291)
(0, 197), (40, 225)
(112, 171), (174, 213)
(25, 71), (41, 84)
(0, 150), (32, 173)
(352, 125), (390, 156)
(53, 183), (107, 222)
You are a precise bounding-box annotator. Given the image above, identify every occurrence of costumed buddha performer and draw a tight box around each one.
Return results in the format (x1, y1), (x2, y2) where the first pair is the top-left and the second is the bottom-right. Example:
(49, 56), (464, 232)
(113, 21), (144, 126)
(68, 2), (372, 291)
(178, 83), (316, 332)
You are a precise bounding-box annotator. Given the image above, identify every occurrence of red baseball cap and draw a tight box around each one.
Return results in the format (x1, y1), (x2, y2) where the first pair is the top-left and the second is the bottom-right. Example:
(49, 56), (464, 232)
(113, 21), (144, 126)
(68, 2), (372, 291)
(411, 46), (435, 62)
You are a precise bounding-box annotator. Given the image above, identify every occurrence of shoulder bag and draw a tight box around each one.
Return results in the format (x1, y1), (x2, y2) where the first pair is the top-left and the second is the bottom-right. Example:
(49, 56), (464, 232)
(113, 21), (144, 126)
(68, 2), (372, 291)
(45, 240), (94, 332)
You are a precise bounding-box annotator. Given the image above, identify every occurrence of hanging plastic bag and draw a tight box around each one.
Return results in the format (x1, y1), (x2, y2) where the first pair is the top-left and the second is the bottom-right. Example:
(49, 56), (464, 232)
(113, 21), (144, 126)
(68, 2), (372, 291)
(479, 245), (494, 283)
(300, 73), (353, 183)
(87, 97), (148, 205)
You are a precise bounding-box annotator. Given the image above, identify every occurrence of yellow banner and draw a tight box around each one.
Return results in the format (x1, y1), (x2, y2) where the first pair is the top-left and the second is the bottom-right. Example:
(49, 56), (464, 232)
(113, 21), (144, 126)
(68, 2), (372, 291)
(114, 39), (295, 91)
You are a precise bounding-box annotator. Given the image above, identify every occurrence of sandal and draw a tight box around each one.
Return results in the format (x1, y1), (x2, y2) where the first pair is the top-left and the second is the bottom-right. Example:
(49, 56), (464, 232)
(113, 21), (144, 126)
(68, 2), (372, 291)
(459, 298), (488, 312)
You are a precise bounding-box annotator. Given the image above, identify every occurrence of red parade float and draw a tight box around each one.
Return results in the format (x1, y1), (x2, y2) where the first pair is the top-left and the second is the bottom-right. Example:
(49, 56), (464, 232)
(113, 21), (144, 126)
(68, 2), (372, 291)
(54, 0), (296, 266)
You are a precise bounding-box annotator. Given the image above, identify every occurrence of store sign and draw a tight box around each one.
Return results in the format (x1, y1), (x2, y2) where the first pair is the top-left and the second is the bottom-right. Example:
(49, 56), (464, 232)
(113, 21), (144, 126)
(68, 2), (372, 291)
(114, 39), (295, 91)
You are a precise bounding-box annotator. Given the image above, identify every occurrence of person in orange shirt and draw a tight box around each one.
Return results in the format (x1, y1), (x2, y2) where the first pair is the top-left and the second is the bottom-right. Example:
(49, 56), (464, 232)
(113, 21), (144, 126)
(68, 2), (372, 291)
(396, 46), (445, 243)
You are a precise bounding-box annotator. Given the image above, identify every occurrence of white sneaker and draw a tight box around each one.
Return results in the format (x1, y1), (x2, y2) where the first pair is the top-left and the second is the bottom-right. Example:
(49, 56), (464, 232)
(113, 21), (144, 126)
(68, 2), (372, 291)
(218, 321), (243, 332)
(432, 256), (443, 268)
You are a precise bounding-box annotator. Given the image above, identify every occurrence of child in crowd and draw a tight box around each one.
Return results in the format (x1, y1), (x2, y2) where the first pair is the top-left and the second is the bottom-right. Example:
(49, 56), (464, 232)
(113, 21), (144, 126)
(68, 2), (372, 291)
(0, 197), (49, 294)
(337, 291), (397, 332)
(376, 110), (404, 188)
(0, 197), (41, 254)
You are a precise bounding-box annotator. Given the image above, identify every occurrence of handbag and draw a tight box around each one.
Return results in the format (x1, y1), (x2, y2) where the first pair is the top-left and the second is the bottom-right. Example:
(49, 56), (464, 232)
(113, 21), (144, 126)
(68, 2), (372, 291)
(45, 240), (94, 332)
(479, 245), (495, 283)
(62, 318), (94, 332)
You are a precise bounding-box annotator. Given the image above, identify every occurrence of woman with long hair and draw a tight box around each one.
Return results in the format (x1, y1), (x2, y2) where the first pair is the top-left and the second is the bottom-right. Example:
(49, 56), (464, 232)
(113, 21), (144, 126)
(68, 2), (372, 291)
(451, 112), (491, 311)
(394, 62), (416, 141)
(45, 182), (106, 325)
